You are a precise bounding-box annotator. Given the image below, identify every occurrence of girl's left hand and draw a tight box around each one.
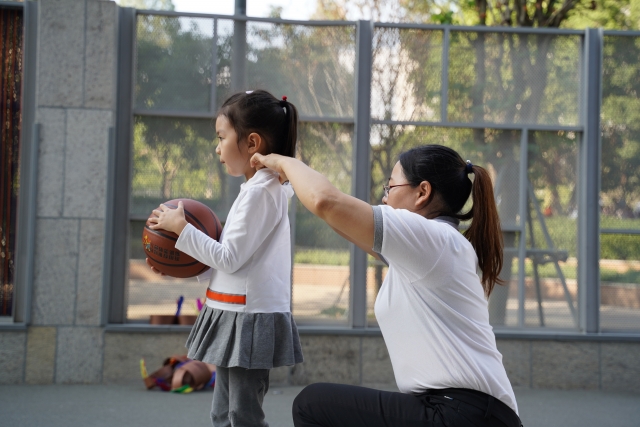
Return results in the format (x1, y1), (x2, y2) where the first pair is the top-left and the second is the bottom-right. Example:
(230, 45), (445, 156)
(251, 153), (289, 184)
(148, 201), (189, 235)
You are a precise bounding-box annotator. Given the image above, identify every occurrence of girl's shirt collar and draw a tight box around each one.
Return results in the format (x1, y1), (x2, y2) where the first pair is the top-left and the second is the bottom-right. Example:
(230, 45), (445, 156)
(241, 168), (277, 191)
(240, 168), (294, 198)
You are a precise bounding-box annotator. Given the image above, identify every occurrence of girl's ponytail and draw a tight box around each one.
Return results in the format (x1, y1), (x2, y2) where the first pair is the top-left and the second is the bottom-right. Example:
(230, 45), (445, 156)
(280, 96), (298, 158)
(463, 164), (504, 296)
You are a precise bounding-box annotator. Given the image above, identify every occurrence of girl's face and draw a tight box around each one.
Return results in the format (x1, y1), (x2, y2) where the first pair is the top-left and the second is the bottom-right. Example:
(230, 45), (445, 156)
(215, 115), (252, 179)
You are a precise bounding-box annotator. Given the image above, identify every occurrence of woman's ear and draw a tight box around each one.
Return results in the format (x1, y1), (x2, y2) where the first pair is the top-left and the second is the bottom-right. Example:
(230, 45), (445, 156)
(246, 132), (263, 154)
(415, 180), (432, 209)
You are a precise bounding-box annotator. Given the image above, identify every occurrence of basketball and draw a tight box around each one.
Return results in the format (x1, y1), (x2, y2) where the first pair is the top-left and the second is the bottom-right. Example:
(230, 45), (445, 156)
(143, 199), (222, 278)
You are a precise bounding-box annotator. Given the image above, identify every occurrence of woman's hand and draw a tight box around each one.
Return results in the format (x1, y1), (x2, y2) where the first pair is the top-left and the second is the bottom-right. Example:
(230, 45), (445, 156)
(148, 201), (189, 235)
(253, 153), (375, 255)
(251, 153), (289, 184)
(146, 257), (165, 275)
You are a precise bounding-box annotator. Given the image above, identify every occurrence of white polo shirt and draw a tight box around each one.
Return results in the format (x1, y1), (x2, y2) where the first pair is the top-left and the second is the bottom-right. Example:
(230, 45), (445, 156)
(175, 169), (293, 313)
(372, 205), (518, 414)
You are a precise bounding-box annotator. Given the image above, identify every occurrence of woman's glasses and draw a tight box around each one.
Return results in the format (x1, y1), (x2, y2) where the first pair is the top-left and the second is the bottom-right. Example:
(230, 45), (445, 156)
(382, 183), (411, 197)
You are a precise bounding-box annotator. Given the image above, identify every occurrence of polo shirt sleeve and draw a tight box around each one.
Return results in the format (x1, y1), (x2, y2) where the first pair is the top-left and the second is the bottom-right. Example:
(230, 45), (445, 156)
(372, 205), (447, 282)
(176, 187), (280, 274)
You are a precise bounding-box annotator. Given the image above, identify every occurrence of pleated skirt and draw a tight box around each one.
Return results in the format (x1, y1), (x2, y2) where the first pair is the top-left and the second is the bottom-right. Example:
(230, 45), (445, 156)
(186, 305), (304, 369)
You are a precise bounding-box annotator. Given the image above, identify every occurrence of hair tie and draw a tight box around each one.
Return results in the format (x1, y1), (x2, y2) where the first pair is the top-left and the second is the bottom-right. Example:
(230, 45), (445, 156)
(465, 160), (473, 174)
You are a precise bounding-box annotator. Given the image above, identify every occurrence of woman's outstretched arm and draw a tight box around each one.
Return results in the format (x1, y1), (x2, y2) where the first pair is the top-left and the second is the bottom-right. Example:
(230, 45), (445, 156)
(251, 153), (376, 256)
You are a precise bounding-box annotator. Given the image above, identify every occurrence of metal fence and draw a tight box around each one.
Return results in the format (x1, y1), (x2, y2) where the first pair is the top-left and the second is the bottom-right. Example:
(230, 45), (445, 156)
(110, 8), (640, 334)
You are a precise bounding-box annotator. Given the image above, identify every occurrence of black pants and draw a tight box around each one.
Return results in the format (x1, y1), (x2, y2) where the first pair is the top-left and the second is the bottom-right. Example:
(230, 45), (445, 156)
(292, 383), (522, 427)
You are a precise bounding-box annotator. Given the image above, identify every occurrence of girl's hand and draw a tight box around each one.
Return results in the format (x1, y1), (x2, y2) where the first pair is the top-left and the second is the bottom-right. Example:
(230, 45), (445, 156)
(146, 257), (165, 275)
(250, 153), (289, 184)
(148, 201), (189, 235)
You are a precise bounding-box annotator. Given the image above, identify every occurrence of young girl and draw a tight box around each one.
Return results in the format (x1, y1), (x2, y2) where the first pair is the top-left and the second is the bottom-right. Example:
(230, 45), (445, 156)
(251, 145), (522, 427)
(148, 90), (303, 427)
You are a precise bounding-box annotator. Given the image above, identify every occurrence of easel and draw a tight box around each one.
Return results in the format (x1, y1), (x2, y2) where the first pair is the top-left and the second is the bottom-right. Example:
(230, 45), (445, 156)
(523, 182), (577, 326)
(494, 161), (578, 327)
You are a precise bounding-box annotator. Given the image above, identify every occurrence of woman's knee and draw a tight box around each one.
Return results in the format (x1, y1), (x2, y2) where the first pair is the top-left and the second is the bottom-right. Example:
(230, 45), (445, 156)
(292, 383), (334, 425)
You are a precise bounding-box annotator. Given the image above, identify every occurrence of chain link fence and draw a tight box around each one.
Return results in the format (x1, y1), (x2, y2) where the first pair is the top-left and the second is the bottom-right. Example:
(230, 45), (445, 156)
(599, 34), (640, 331)
(124, 12), (640, 332)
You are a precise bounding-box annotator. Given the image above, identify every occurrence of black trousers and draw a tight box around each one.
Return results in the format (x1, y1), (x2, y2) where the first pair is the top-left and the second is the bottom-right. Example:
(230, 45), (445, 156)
(292, 383), (522, 427)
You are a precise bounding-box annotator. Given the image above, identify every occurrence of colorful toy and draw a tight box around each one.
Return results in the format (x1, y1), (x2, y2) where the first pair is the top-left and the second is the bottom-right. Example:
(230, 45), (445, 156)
(141, 355), (216, 393)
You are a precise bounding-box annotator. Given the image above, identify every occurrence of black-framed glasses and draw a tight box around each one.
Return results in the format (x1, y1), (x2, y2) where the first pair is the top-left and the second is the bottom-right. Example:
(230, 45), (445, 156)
(382, 183), (412, 197)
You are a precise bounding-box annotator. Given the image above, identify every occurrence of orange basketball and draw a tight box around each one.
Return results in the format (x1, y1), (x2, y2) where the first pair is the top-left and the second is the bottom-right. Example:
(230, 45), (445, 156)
(143, 199), (222, 278)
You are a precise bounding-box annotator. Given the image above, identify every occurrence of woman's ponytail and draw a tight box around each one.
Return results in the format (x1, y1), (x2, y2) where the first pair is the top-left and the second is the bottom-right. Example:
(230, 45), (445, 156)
(280, 97), (298, 158)
(399, 145), (504, 297)
(463, 165), (504, 296)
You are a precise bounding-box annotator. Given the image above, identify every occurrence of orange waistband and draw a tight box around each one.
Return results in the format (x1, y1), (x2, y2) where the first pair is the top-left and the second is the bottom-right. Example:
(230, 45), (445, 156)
(206, 289), (246, 305)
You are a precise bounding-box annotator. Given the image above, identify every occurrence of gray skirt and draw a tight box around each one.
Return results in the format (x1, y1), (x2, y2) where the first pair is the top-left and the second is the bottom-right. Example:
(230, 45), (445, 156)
(185, 305), (304, 369)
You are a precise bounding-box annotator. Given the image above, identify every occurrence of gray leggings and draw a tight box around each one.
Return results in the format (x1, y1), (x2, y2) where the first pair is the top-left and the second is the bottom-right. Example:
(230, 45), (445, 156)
(211, 366), (270, 427)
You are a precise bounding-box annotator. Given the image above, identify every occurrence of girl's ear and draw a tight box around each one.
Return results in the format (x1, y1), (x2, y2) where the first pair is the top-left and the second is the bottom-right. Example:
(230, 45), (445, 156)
(415, 180), (432, 209)
(246, 132), (263, 154)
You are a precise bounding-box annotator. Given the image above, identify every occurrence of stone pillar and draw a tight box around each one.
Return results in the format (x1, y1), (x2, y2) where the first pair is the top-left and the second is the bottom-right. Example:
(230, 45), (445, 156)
(24, 0), (117, 384)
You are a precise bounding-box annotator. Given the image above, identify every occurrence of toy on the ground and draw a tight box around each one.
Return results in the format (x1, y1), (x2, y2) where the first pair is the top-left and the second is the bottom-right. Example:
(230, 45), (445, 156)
(143, 198), (222, 278)
(141, 355), (216, 393)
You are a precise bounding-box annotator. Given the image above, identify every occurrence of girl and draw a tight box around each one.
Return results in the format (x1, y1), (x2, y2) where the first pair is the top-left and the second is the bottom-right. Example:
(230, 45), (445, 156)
(148, 90), (303, 427)
(251, 145), (522, 427)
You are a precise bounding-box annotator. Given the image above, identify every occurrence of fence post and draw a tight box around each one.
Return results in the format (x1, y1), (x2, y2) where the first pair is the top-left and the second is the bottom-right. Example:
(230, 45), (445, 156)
(349, 20), (373, 329)
(105, 6), (137, 323)
(225, 1), (247, 218)
(578, 28), (602, 333)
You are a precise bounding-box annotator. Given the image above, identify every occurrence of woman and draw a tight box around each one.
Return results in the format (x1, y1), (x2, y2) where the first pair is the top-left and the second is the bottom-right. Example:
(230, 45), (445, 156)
(251, 144), (522, 427)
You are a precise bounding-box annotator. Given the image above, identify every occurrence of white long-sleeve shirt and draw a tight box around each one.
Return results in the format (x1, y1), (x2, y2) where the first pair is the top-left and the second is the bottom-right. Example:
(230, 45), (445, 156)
(175, 169), (293, 313)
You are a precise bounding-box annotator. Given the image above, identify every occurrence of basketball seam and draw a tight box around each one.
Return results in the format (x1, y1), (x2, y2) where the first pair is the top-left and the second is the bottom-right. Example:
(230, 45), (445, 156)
(144, 226), (177, 242)
(146, 254), (202, 268)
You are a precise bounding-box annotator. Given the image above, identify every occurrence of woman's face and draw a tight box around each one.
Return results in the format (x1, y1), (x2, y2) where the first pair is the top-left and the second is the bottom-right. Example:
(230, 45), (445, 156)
(382, 161), (417, 210)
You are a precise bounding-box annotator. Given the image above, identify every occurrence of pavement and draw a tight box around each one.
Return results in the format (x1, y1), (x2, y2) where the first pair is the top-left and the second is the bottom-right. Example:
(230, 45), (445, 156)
(1, 383), (640, 427)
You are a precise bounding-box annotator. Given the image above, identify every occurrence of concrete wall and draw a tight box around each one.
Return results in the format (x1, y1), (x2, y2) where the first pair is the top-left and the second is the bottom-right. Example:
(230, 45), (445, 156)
(0, 0), (639, 395)
(99, 332), (640, 393)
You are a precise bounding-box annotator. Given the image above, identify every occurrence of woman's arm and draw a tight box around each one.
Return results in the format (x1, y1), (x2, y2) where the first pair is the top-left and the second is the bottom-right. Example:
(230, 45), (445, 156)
(251, 154), (375, 252)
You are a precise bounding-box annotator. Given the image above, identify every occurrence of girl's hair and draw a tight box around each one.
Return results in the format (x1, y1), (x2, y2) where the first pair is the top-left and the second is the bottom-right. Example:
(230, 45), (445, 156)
(217, 90), (298, 157)
(399, 145), (504, 296)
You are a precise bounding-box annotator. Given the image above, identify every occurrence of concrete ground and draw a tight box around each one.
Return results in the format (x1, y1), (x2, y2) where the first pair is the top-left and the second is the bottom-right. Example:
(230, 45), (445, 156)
(1, 383), (639, 427)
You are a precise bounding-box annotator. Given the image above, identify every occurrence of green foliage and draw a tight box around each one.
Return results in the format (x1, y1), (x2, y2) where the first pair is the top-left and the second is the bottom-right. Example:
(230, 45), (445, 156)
(244, 23), (356, 117)
(431, 10), (455, 25)
(136, 15), (215, 111)
(564, 0), (640, 30)
(601, 233), (640, 261)
(600, 267), (640, 286)
(294, 248), (350, 265)
(520, 259), (640, 285)
(130, 116), (225, 217)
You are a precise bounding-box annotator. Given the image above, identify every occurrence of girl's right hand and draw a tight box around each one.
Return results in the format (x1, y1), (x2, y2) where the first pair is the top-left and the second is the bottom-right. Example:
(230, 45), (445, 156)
(146, 257), (165, 276)
(250, 153), (289, 184)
